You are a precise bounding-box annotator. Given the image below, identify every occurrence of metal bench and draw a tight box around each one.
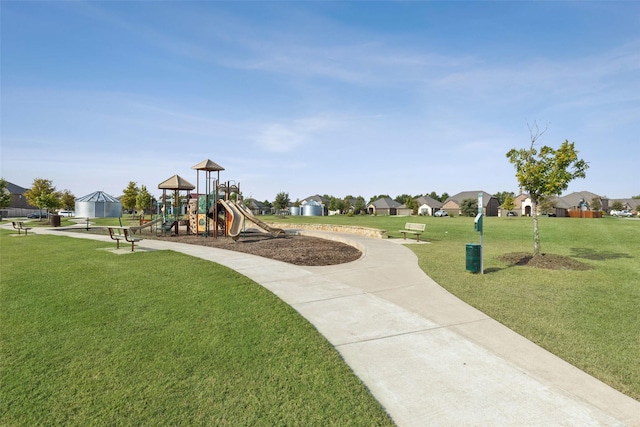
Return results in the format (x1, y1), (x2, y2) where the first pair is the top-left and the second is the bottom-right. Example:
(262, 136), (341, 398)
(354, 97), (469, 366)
(399, 223), (426, 242)
(108, 227), (143, 251)
(12, 221), (33, 235)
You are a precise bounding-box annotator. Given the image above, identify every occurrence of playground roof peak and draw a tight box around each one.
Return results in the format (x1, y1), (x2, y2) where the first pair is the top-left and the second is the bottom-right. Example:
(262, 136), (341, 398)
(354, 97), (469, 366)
(158, 174), (195, 190)
(192, 159), (225, 171)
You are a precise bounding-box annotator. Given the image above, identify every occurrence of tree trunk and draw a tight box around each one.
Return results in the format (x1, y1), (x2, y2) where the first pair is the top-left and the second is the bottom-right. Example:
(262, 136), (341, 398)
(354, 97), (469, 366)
(532, 199), (540, 255)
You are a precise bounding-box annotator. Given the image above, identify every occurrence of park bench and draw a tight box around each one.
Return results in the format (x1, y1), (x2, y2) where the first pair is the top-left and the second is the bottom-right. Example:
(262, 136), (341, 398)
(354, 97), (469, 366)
(108, 227), (143, 252)
(399, 223), (426, 242)
(12, 221), (33, 235)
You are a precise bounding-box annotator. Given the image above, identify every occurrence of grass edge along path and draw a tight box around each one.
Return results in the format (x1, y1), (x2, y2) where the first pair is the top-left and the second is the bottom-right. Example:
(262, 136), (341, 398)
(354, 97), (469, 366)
(264, 214), (640, 402)
(0, 231), (394, 426)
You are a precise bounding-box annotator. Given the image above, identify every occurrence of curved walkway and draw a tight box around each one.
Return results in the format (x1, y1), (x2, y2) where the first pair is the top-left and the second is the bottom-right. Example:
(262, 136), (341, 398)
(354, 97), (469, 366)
(14, 225), (640, 426)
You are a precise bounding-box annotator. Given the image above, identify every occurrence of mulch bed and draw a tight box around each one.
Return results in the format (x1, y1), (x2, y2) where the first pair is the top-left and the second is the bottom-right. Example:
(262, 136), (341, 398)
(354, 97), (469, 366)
(498, 252), (592, 270)
(65, 228), (362, 266)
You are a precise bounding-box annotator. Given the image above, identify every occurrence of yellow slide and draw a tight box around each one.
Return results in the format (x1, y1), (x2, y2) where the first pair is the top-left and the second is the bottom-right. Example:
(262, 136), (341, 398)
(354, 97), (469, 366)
(230, 200), (285, 237)
(218, 199), (244, 240)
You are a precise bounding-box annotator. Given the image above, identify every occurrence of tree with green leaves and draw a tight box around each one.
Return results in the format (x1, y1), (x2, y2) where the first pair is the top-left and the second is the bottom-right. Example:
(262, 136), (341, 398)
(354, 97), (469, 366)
(121, 181), (139, 216)
(506, 124), (588, 255)
(136, 185), (152, 215)
(0, 178), (12, 210)
(273, 192), (290, 212)
(60, 190), (75, 210)
(501, 194), (516, 212)
(25, 178), (60, 219)
(354, 196), (366, 214)
(494, 191), (515, 206)
(460, 198), (478, 217)
(590, 197), (602, 212)
(610, 200), (624, 211)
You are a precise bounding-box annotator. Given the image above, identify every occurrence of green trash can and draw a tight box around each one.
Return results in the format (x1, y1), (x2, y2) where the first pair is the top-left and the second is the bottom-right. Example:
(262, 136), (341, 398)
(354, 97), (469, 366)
(466, 243), (481, 273)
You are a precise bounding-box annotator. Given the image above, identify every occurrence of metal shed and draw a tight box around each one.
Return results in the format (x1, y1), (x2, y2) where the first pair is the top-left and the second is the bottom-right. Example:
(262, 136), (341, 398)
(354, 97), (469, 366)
(75, 191), (122, 218)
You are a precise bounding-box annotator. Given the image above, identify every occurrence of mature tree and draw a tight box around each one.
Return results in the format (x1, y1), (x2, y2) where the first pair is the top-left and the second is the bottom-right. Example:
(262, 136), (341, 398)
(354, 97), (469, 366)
(60, 190), (75, 210)
(403, 196), (418, 215)
(329, 196), (345, 213)
(501, 194), (516, 212)
(460, 198), (478, 217)
(610, 200), (624, 211)
(494, 191), (515, 206)
(273, 192), (290, 211)
(0, 178), (12, 209)
(136, 185), (152, 215)
(354, 196), (366, 214)
(506, 124), (589, 255)
(262, 199), (273, 209)
(440, 192), (450, 203)
(632, 195), (640, 200)
(121, 181), (139, 215)
(25, 178), (60, 218)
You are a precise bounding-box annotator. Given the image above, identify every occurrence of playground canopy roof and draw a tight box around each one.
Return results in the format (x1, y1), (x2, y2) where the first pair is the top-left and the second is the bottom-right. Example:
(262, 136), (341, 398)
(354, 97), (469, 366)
(192, 159), (225, 171)
(158, 175), (195, 190)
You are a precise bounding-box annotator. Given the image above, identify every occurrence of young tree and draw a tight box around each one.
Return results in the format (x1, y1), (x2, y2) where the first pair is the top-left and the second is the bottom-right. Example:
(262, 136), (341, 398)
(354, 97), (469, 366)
(136, 185), (152, 215)
(506, 124), (589, 255)
(501, 194), (516, 212)
(590, 197), (602, 212)
(0, 178), (12, 209)
(460, 198), (478, 217)
(273, 192), (290, 211)
(25, 178), (60, 219)
(121, 181), (139, 215)
(60, 190), (76, 210)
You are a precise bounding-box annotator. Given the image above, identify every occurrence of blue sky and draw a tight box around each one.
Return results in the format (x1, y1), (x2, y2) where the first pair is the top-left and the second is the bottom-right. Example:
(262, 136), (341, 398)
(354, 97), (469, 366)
(2, 1), (639, 202)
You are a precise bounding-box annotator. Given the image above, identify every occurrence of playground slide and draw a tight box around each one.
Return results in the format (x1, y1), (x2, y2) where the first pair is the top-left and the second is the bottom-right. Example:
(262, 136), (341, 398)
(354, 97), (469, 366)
(231, 200), (285, 237)
(218, 199), (244, 240)
(129, 216), (163, 234)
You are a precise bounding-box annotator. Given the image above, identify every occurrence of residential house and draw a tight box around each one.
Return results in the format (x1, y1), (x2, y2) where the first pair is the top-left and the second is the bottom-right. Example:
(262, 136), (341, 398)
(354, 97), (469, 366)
(513, 193), (533, 217)
(441, 191), (499, 216)
(244, 198), (269, 215)
(416, 195), (443, 216)
(1, 181), (37, 217)
(367, 197), (401, 216)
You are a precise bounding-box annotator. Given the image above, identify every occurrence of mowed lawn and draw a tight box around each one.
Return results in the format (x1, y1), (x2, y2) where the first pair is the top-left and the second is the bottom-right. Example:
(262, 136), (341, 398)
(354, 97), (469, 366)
(0, 230), (393, 426)
(267, 214), (640, 401)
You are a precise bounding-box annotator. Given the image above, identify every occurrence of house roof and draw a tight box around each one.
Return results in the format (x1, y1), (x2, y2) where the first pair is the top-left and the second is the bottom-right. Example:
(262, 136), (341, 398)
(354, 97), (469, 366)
(5, 181), (29, 195)
(76, 191), (121, 203)
(444, 191), (496, 207)
(158, 174), (195, 190)
(415, 196), (442, 208)
(369, 197), (401, 209)
(558, 191), (602, 208)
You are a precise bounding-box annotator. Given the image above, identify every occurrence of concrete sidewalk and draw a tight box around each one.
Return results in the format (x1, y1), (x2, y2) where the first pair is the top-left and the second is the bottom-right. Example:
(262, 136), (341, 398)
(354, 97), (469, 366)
(19, 225), (640, 426)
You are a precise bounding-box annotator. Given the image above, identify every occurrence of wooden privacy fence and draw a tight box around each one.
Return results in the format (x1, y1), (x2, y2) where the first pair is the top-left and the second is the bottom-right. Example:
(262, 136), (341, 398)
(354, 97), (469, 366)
(567, 209), (602, 218)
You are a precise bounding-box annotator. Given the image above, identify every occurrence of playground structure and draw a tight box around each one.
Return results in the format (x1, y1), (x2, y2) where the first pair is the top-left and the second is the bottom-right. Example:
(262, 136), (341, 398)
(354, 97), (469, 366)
(151, 159), (283, 240)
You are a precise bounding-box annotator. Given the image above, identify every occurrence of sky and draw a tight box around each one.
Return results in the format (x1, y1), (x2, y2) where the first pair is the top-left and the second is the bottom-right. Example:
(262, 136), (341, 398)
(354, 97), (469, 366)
(2, 1), (639, 203)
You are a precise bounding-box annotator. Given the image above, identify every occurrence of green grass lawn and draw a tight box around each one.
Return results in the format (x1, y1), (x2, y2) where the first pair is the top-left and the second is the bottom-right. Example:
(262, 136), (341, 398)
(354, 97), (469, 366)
(266, 213), (640, 400)
(0, 230), (394, 426)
